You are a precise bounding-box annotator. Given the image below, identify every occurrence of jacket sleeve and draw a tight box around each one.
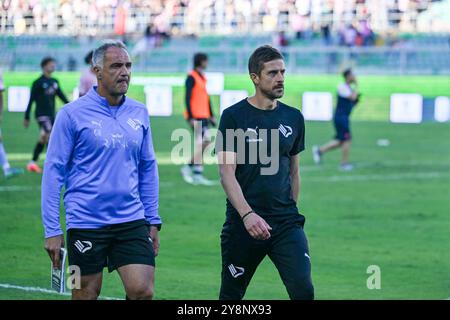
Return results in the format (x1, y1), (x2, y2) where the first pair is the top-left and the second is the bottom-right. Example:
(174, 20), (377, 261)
(41, 108), (75, 238)
(25, 81), (38, 120)
(139, 109), (161, 226)
(56, 80), (69, 104)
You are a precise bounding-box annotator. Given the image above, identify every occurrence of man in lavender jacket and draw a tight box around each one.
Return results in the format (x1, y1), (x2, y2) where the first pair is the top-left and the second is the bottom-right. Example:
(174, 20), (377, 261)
(42, 40), (161, 300)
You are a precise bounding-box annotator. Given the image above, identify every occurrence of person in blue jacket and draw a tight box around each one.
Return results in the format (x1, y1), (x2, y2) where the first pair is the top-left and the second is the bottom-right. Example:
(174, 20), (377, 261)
(41, 40), (162, 300)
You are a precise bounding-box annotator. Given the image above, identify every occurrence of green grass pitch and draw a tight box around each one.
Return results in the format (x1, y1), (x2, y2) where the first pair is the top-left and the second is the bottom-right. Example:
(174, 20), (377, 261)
(0, 72), (449, 299)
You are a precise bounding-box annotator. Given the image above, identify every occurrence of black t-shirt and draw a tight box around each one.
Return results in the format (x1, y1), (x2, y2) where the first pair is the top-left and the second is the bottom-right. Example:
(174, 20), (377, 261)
(216, 98), (306, 223)
(25, 75), (69, 120)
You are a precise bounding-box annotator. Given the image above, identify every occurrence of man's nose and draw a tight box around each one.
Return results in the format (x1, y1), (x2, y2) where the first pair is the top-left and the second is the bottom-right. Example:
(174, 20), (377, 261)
(120, 66), (130, 76)
(275, 72), (284, 82)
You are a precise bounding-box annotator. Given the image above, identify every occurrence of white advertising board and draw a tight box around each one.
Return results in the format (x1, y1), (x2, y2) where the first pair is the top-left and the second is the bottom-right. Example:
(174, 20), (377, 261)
(390, 94), (423, 123)
(144, 86), (173, 117)
(301, 92), (333, 121)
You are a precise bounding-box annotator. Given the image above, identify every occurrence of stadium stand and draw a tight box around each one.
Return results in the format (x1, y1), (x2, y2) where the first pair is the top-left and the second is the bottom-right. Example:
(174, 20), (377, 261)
(0, 0), (449, 74)
(1, 0), (449, 36)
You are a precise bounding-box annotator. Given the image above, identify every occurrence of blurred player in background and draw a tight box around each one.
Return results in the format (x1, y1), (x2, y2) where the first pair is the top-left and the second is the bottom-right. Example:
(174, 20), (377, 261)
(24, 57), (69, 173)
(78, 50), (97, 97)
(313, 68), (360, 171)
(0, 69), (24, 179)
(216, 45), (313, 300)
(41, 40), (161, 300)
(180, 52), (216, 185)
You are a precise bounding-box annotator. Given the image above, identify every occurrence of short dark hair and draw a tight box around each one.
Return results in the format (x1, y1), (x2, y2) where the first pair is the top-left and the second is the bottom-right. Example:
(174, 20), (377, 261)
(84, 50), (94, 65)
(40, 56), (55, 68)
(193, 53), (208, 68)
(342, 68), (352, 78)
(248, 45), (284, 75)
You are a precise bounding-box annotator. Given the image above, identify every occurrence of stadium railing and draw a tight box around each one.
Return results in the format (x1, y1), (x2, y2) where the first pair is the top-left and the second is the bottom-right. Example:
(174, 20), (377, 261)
(1, 44), (449, 75)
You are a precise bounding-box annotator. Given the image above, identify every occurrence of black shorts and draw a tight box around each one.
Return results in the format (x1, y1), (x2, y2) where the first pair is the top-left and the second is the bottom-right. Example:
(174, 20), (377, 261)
(36, 116), (54, 134)
(67, 219), (154, 276)
(334, 116), (351, 141)
(191, 119), (210, 139)
(219, 215), (314, 300)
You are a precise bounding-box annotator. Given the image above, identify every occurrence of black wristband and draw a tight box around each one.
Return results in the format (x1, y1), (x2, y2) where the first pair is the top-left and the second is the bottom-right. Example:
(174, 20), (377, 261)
(241, 210), (254, 221)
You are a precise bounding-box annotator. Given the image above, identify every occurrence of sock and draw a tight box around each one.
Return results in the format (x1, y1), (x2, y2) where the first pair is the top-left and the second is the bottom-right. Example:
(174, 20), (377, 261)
(32, 142), (45, 162)
(193, 165), (203, 175)
(0, 143), (10, 173)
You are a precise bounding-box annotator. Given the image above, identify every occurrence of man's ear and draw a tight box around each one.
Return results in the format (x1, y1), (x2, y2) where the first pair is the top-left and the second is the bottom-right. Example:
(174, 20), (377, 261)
(250, 73), (259, 86)
(93, 66), (102, 80)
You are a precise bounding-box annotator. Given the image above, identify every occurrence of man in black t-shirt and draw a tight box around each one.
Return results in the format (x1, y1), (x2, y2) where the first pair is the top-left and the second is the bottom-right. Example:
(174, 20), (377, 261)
(215, 45), (313, 300)
(24, 57), (69, 173)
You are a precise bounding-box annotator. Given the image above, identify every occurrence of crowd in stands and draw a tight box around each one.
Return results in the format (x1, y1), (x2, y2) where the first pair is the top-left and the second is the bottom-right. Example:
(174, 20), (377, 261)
(0, 0), (444, 38)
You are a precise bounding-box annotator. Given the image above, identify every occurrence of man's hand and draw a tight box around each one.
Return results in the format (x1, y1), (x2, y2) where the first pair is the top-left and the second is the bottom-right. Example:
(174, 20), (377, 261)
(44, 235), (64, 269)
(242, 212), (272, 240)
(149, 226), (160, 257)
(23, 119), (30, 128)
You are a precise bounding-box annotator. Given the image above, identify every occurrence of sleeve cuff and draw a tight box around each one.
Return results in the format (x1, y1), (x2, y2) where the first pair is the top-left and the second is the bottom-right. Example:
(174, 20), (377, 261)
(145, 212), (162, 226)
(45, 230), (64, 239)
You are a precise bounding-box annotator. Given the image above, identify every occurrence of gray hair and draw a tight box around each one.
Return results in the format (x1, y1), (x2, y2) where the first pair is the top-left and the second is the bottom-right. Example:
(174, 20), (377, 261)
(92, 40), (128, 68)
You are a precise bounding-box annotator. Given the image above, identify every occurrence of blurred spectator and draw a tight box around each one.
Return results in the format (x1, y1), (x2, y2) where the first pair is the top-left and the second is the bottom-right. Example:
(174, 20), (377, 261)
(341, 24), (358, 47)
(359, 19), (375, 46)
(321, 23), (332, 46)
(274, 31), (289, 48)
(131, 22), (169, 57)
(67, 55), (77, 71)
(114, 4), (127, 36)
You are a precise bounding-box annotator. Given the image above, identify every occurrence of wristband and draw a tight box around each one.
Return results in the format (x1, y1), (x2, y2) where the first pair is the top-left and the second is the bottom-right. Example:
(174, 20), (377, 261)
(241, 210), (254, 221)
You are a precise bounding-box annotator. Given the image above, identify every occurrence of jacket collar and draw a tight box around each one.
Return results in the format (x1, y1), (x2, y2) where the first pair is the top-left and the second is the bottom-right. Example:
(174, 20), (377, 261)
(87, 86), (126, 107)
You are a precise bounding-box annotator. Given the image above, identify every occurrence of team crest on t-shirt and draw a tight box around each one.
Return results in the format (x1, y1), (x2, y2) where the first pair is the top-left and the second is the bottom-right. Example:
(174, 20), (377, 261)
(278, 124), (293, 138)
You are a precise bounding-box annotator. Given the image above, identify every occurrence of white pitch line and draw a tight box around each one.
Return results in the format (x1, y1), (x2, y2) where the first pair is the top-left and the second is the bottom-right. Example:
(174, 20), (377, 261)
(5, 153), (41, 161)
(6, 153), (450, 168)
(1, 283), (447, 300)
(307, 171), (448, 182)
(0, 283), (122, 300)
(1, 171), (448, 193)
(0, 185), (39, 192)
(0, 182), (174, 192)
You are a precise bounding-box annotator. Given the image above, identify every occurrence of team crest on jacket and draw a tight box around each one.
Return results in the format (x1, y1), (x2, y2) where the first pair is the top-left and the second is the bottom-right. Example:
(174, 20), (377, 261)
(127, 118), (142, 131)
